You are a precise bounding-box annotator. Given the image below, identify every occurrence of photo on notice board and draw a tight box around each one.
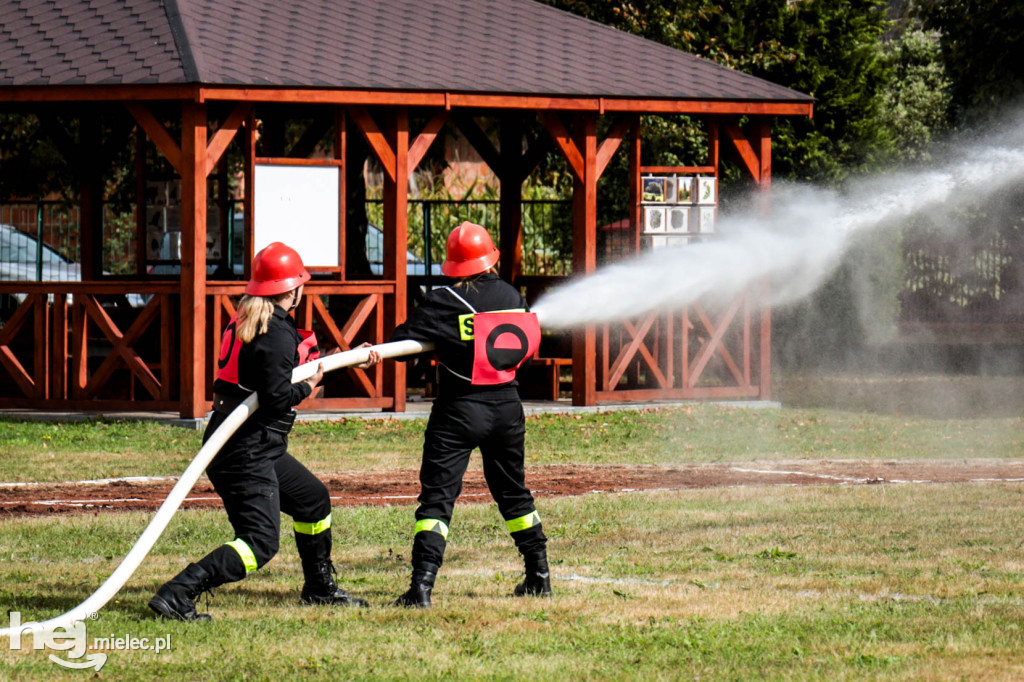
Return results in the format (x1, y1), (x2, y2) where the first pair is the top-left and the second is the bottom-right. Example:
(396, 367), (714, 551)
(643, 206), (666, 233)
(676, 176), (693, 203)
(642, 177), (666, 203)
(697, 176), (717, 205)
(667, 206), (689, 232)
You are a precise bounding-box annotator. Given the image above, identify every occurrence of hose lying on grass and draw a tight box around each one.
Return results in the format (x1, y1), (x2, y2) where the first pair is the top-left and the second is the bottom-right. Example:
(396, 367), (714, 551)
(0, 339), (433, 638)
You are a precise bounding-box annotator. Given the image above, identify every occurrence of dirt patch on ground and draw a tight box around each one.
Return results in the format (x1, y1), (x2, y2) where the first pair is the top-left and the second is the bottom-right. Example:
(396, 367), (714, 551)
(1, 460), (1022, 517)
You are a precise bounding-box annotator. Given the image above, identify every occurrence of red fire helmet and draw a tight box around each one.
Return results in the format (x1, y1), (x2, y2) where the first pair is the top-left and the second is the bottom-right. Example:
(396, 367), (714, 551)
(441, 221), (500, 278)
(245, 242), (311, 296)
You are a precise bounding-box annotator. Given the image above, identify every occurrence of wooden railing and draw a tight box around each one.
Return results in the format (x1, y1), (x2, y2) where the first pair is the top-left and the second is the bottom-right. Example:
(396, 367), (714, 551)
(0, 281), (395, 412)
(596, 291), (766, 401)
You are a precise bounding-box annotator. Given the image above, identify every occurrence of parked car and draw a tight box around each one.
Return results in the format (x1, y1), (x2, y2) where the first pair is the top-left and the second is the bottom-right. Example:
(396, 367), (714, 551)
(366, 224), (443, 276)
(0, 223), (80, 282)
(0, 224), (145, 307)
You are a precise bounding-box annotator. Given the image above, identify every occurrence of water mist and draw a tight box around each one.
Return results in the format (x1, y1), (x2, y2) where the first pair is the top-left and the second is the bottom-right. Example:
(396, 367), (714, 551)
(532, 115), (1024, 330)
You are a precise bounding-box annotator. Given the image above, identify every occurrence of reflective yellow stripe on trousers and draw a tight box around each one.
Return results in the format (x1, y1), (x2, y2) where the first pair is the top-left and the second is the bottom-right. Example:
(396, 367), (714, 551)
(226, 538), (258, 573)
(293, 513), (332, 535)
(414, 518), (449, 539)
(505, 511), (541, 533)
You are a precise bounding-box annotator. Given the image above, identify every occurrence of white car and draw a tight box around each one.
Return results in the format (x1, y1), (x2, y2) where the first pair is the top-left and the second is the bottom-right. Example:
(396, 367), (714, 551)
(0, 224), (145, 307)
(366, 224), (443, 276)
(0, 223), (81, 282)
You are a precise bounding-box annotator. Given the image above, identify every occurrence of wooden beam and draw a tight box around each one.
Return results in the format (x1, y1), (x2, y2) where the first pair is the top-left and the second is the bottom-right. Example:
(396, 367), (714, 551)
(179, 101), (208, 418)
(539, 111), (584, 180)
(205, 102), (252, 177)
(571, 113), (598, 406)
(498, 114), (524, 282)
(518, 131), (550, 182)
(408, 109), (449, 171)
(628, 115), (642, 254)
(451, 113), (502, 172)
(756, 118), (773, 400)
(1, 84), (815, 118)
(78, 113), (103, 280)
(336, 107), (347, 279)
(286, 112), (333, 160)
(348, 105), (396, 182)
(243, 110), (256, 275)
(595, 116), (630, 178)
(125, 102), (183, 176)
(382, 109), (409, 412)
(723, 119), (761, 183)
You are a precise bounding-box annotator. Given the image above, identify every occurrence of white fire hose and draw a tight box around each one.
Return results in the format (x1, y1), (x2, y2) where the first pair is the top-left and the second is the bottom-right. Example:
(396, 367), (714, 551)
(0, 339), (433, 637)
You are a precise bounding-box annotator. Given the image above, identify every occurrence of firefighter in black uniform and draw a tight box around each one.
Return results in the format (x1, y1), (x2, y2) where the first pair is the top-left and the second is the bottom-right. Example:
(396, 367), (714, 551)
(389, 221), (551, 608)
(149, 242), (379, 621)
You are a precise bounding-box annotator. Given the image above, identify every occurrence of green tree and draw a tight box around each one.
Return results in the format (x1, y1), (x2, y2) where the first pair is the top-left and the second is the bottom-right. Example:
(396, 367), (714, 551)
(917, 0), (1024, 125)
(541, 0), (894, 184)
(874, 29), (952, 162)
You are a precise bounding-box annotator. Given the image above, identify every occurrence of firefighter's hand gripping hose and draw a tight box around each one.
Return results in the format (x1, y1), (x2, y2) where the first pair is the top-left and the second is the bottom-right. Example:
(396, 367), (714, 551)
(0, 339), (433, 638)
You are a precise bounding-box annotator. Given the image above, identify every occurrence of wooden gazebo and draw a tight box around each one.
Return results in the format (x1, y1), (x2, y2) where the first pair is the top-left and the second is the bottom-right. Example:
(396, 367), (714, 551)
(0, 0), (813, 418)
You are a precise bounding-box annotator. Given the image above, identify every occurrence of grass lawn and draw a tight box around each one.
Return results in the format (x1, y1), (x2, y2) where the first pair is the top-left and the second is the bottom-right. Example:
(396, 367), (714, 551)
(1, 374), (1023, 679)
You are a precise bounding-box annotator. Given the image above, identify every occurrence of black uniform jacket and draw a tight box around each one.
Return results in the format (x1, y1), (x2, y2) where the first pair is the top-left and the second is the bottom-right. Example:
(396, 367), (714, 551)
(392, 273), (527, 397)
(213, 305), (312, 425)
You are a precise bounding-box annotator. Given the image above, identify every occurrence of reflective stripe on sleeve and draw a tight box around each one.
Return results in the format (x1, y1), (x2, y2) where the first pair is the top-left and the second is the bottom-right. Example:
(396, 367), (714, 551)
(505, 511), (541, 533)
(414, 518), (449, 539)
(293, 513), (332, 535)
(226, 538), (258, 573)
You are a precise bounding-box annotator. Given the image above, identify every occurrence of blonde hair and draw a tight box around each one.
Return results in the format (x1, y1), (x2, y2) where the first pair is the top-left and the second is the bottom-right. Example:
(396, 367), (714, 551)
(235, 291), (294, 343)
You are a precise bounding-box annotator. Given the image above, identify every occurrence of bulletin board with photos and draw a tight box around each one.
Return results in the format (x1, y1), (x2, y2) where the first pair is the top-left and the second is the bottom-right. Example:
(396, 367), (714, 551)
(641, 173), (717, 249)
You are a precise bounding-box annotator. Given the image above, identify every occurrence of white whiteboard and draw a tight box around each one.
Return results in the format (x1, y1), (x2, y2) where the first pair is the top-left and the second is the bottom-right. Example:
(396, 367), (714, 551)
(254, 164), (339, 267)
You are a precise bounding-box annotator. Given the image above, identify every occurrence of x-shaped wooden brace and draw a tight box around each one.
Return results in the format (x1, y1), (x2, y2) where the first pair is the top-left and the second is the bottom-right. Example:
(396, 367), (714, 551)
(303, 294), (381, 397)
(80, 295), (162, 399)
(125, 102), (254, 178)
(605, 312), (669, 390)
(687, 297), (746, 388)
(0, 294), (43, 397)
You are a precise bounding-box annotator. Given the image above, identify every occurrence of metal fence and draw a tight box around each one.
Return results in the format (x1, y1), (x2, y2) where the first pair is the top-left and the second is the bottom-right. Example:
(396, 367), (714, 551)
(1, 198), (574, 280)
(365, 199), (573, 276)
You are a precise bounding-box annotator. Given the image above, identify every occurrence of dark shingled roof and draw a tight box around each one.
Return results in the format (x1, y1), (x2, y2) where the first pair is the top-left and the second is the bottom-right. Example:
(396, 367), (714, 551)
(0, 0), (812, 103)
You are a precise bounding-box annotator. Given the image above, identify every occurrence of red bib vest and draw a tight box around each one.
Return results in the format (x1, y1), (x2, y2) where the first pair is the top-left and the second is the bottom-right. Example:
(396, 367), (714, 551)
(216, 314), (319, 386)
(470, 312), (540, 385)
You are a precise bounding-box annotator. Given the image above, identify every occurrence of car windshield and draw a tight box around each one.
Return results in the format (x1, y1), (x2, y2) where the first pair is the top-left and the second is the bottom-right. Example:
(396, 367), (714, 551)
(0, 225), (69, 265)
(0, 224), (80, 281)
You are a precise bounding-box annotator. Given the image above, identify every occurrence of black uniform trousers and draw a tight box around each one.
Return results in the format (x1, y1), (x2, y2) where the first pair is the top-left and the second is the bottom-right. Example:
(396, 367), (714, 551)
(196, 412), (333, 584)
(412, 391), (547, 567)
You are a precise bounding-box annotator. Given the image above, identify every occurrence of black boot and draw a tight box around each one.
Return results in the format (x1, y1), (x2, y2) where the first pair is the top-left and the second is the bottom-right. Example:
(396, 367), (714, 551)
(514, 551), (552, 597)
(301, 560), (368, 607)
(393, 563), (439, 608)
(149, 563), (215, 621)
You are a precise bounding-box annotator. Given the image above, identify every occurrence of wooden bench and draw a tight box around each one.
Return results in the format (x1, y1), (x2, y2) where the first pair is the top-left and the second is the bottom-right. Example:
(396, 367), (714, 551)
(530, 356), (571, 401)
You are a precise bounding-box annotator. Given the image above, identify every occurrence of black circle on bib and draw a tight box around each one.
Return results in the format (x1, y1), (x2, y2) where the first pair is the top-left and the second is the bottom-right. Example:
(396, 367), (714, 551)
(485, 323), (529, 371)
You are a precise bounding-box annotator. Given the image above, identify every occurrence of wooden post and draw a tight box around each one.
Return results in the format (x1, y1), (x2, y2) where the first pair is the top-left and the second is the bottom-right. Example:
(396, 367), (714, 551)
(243, 110), (256, 277)
(179, 102), (208, 418)
(756, 118), (772, 400)
(336, 107), (347, 280)
(498, 114), (524, 283)
(571, 113), (598, 406)
(383, 108), (409, 412)
(78, 112), (104, 281)
(628, 116), (642, 254)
